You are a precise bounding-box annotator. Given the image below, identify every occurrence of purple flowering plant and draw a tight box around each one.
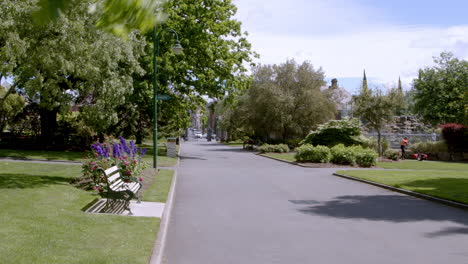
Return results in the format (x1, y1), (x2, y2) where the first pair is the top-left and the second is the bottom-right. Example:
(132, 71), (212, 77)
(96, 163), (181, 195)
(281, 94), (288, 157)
(81, 136), (147, 191)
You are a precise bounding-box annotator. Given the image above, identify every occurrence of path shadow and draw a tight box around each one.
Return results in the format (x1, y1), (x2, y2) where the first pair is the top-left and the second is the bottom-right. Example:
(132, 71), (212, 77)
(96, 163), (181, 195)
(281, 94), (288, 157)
(205, 148), (247, 152)
(0, 173), (70, 189)
(295, 194), (468, 237)
(179, 155), (207, 161)
(426, 227), (468, 238)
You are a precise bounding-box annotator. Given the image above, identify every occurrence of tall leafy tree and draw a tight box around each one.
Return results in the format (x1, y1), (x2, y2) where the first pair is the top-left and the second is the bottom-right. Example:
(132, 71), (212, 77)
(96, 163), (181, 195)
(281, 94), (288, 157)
(116, 0), (256, 142)
(353, 86), (400, 155)
(0, 85), (25, 133)
(0, 0), (145, 143)
(224, 60), (335, 142)
(413, 52), (468, 125)
(33, 0), (167, 37)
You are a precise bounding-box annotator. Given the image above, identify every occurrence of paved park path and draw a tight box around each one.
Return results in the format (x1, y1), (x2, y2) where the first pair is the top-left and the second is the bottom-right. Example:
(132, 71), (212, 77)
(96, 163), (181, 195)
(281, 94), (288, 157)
(163, 140), (468, 264)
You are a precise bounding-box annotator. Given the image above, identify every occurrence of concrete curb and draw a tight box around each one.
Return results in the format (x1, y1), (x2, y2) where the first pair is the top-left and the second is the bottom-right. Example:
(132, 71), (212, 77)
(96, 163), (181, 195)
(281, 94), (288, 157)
(256, 153), (309, 167)
(149, 156), (180, 264)
(332, 172), (468, 211)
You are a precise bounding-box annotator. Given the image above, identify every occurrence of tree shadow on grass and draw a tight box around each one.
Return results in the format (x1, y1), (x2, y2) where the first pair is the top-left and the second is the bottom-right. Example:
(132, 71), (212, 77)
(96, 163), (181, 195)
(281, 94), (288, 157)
(295, 194), (468, 237)
(0, 174), (70, 189)
(401, 178), (468, 204)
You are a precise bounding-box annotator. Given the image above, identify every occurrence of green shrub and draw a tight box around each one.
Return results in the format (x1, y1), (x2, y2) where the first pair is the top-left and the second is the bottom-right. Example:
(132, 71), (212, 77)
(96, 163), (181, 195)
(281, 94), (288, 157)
(330, 144), (356, 165)
(285, 138), (302, 148)
(355, 149), (378, 167)
(383, 149), (400, 160)
(258, 144), (290, 153)
(410, 141), (448, 153)
(295, 144), (331, 163)
(301, 118), (362, 147)
(360, 136), (389, 153)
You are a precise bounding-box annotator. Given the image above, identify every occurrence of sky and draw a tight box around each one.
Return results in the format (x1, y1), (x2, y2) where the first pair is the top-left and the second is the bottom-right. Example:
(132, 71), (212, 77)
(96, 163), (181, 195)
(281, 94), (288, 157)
(232, 0), (468, 94)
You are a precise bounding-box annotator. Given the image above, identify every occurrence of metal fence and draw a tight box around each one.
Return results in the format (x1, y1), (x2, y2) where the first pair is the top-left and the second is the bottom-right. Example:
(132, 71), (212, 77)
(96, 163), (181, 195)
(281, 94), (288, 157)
(365, 133), (440, 149)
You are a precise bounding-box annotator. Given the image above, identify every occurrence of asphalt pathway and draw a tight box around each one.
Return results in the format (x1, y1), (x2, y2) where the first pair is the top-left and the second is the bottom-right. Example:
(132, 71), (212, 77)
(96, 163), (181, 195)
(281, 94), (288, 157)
(164, 140), (468, 264)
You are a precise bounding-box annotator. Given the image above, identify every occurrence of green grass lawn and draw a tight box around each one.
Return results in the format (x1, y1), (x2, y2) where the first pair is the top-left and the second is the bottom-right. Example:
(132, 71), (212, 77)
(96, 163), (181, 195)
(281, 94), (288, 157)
(142, 170), (174, 202)
(0, 149), (84, 161)
(336, 170), (468, 204)
(0, 161), (173, 264)
(262, 152), (296, 162)
(0, 148), (178, 167)
(377, 160), (468, 170)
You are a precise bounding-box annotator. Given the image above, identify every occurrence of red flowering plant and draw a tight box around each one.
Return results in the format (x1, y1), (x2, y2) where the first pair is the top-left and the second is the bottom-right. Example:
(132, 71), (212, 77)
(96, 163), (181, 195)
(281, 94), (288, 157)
(81, 137), (147, 192)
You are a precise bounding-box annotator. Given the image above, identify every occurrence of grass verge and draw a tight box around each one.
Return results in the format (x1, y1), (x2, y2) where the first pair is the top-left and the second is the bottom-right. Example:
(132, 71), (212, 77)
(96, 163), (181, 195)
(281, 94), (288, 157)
(336, 169), (468, 204)
(261, 153), (296, 162)
(0, 161), (165, 264)
(377, 160), (468, 170)
(0, 149), (84, 161)
(0, 148), (178, 167)
(142, 170), (174, 202)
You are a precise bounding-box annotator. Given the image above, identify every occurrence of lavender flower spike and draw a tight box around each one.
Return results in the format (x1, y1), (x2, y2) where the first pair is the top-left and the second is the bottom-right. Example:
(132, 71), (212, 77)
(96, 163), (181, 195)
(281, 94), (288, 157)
(119, 136), (131, 155)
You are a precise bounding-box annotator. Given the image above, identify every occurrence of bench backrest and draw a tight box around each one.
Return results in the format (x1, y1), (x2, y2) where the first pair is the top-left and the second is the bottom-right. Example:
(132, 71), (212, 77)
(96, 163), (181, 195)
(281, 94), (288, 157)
(104, 166), (125, 192)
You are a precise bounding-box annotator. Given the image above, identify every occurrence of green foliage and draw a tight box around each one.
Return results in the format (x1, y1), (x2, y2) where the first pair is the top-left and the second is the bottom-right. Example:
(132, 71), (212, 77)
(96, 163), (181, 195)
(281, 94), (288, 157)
(383, 149), (400, 161)
(0, 85), (25, 132)
(353, 86), (400, 155)
(33, 0), (167, 38)
(329, 144), (377, 167)
(410, 141), (448, 153)
(0, 0), (146, 139)
(295, 144), (331, 163)
(355, 148), (378, 167)
(360, 136), (389, 153)
(413, 52), (468, 125)
(258, 144), (290, 153)
(220, 60), (336, 142)
(301, 118), (362, 147)
(330, 144), (356, 165)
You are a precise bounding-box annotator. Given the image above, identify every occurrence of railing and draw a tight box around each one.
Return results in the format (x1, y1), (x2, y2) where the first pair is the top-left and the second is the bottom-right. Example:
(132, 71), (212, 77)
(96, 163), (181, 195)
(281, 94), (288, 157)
(365, 133), (440, 149)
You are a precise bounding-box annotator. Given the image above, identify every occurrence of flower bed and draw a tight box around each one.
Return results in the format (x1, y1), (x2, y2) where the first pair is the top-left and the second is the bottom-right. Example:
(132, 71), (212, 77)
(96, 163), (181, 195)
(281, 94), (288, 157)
(81, 137), (147, 191)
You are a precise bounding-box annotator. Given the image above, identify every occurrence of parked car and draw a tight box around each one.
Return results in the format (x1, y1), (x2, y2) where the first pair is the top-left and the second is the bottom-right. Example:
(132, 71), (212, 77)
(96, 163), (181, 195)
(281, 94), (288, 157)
(194, 132), (202, 138)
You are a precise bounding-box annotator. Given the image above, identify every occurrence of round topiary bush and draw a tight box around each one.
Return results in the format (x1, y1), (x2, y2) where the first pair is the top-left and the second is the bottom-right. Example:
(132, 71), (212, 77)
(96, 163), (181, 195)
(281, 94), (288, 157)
(383, 149), (399, 160)
(258, 143), (290, 153)
(295, 144), (331, 163)
(355, 149), (378, 167)
(330, 144), (356, 165)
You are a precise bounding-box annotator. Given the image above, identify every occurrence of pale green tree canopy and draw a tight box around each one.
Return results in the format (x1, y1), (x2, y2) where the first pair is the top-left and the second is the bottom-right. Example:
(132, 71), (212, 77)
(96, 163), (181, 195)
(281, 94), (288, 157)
(33, 0), (167, 37)
(412, 52), (468, 125)
(0, 0), (146, 138)
(221, 60), (336, 142)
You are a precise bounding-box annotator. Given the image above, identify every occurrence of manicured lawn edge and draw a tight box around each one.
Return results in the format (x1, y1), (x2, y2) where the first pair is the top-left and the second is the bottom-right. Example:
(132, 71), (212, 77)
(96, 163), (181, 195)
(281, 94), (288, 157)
(332, 172), (468, 211)
(149, 159), (180, 264)
(257, 153), (309, 167)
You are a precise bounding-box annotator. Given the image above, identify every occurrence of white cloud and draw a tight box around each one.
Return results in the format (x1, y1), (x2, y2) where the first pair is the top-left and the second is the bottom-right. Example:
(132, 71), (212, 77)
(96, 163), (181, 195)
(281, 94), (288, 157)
(233, 0), (468, 91)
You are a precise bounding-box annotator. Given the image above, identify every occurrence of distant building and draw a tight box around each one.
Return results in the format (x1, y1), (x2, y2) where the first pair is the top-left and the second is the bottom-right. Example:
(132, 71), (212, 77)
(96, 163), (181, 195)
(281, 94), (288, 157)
(321, 78), (352, 119)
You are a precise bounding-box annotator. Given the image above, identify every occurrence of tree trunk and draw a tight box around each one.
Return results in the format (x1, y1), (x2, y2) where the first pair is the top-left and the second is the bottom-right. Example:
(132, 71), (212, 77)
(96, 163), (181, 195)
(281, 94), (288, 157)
(377, 129), (382, 156)
(40, 108), (58, 147)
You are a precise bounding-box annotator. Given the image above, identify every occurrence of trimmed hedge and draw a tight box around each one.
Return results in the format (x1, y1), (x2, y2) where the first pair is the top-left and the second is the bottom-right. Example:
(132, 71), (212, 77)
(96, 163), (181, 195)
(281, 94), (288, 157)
(258, 144), (290, 153)
(301, 118), (362, 147)
(295, 144), (331, 163)
(355, 149), (378, 167)
(383, 149), (400, 160)
(330, 144), (356, 165)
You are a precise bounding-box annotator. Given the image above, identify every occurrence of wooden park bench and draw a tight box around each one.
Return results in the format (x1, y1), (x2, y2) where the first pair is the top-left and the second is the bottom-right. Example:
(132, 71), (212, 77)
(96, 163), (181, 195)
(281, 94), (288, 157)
(103, 166), (142, 215)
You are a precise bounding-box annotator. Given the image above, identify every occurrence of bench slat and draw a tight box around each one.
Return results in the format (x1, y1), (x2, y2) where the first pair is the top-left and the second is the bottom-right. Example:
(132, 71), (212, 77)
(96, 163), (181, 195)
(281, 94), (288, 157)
(108, 173), (121, 183)
(104, 166), (119, 176)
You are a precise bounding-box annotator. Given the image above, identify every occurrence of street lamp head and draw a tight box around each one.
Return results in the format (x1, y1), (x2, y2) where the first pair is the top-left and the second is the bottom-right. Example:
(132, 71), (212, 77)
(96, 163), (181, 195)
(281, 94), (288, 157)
(172, 41), (184, 55)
